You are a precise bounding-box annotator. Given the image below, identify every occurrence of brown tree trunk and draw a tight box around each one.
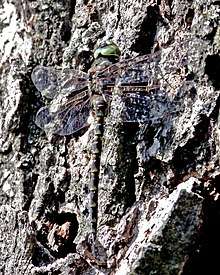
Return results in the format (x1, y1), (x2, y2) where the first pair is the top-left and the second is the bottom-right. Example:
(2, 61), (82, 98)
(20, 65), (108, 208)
(0, 0), (219, 274)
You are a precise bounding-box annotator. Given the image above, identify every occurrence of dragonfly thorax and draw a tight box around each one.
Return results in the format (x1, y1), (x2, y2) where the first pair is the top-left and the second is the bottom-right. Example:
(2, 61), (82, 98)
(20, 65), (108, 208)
(88, 58), (115, 96)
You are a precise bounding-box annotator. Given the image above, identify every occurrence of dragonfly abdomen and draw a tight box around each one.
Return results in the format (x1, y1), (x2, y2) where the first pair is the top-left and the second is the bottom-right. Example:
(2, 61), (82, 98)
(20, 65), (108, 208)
(89, 95), (106, 236)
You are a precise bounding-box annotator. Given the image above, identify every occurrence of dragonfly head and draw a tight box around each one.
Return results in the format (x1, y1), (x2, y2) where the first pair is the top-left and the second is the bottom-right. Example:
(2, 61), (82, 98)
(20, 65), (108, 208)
(94, 40), (121, 60)
(89, 40), (121, 75)
(88, 40), (120, 85)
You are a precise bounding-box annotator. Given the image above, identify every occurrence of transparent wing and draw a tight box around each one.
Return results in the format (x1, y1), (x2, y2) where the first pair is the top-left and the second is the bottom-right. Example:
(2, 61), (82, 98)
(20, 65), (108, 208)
(119, 89), (169, 123)
(31, 65), (89, 99)
(117, 63), (161, 86)
(97, 51), (161, 79)
(55, 98), (91, 136)
(35, 90), (91, 136)
(96, 52), (162, 90)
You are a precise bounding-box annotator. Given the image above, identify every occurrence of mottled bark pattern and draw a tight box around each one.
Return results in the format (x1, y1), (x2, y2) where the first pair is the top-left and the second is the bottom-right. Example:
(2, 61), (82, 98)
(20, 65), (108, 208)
(0, 0), (219, 274)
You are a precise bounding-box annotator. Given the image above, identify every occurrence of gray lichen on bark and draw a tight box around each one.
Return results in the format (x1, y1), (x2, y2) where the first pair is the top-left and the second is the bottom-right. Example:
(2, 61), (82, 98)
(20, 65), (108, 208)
(0, 0), (220, 274)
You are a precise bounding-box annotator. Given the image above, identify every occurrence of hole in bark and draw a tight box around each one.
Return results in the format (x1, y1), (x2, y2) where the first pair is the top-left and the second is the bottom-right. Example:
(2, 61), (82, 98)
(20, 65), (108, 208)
(205, 55), (220, 89)
(54, 212), (79, 258)
(36, 212), (79, 259)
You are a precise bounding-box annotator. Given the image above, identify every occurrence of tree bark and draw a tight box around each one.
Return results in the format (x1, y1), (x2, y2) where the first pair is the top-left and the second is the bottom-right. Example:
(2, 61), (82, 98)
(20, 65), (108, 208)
(0, 0), (219, 274)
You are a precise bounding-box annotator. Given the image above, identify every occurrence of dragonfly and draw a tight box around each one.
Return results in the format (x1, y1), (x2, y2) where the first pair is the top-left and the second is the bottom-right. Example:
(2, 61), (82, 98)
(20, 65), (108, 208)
(31, 41), (170, 238)
(31, 44), (166, 136)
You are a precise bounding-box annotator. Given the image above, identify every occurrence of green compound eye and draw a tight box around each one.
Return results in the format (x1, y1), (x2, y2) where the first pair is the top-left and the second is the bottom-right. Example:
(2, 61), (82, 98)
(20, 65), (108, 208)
(94, 41), (121, 59)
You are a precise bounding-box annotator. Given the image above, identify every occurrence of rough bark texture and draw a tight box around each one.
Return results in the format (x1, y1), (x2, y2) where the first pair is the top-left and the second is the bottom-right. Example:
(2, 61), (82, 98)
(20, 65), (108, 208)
(0, 0), (220, 274)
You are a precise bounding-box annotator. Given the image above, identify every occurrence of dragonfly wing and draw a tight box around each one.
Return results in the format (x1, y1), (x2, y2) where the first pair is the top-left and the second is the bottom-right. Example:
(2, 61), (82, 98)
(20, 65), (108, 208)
(35, 105), (63, 135)
(31, 66), (59, 98)
(31, 66), (89, 99)
(59, 68), (89, 97)
(55, 99), (91, 135)
(120, 89), (168, 123)
(120, 93), (151, 122)
(97, 51), (161, 79)
(35, 106), (53, 129)
(116, 58), (162, 87)
(35, 91), (91, 136)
